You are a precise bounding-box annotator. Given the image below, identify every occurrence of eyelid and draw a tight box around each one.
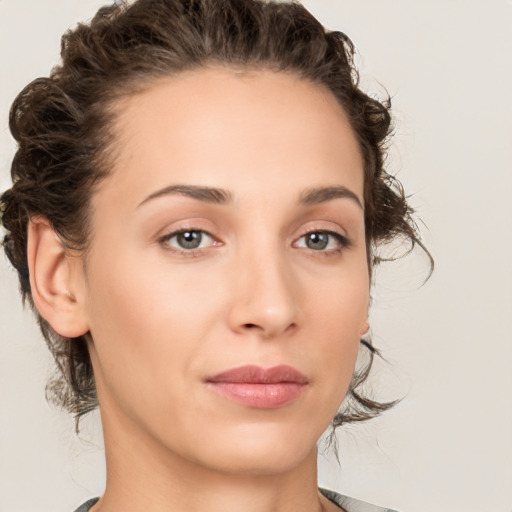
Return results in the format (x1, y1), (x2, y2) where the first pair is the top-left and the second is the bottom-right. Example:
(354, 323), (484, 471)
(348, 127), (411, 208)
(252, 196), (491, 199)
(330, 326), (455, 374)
(153, 216), (218, 244)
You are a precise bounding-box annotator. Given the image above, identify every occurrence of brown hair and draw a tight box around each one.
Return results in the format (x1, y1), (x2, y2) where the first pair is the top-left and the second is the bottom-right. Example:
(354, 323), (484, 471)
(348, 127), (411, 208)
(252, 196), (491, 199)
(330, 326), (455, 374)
(0, 0), (430, 430)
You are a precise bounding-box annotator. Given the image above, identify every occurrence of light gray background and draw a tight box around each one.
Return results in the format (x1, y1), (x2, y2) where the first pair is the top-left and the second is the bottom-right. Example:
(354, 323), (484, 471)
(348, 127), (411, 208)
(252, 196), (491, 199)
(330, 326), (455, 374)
(1, 1), (511, 511)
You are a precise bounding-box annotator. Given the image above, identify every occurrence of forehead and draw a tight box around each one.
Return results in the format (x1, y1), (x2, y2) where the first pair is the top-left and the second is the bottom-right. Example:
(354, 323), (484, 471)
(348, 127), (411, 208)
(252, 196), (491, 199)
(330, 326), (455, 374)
(99, 67), (364, 208)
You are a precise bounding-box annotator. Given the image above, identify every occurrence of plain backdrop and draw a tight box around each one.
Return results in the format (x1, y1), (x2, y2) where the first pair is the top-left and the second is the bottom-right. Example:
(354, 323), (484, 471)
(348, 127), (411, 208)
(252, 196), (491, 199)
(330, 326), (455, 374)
(1, 1), (511, 511)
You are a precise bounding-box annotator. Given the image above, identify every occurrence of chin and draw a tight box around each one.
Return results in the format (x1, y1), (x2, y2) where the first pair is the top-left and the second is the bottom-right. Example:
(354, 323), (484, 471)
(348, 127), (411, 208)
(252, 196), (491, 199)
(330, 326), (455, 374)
(182, 421), (320, 476)
(205, 446), (313, 477)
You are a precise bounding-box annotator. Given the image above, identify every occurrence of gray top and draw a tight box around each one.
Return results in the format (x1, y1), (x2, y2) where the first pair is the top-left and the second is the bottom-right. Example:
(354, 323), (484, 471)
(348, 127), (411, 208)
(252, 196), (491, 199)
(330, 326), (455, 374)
(73, 498), (99, 512)
(73, 490), (398, 512)
(320, 488), (398, 512)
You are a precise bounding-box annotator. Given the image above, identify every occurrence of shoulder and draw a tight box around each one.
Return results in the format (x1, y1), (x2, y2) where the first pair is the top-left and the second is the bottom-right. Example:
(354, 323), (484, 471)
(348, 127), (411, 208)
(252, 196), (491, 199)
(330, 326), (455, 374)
(320, 488), (399, 512)
(73, 498), (99, 512)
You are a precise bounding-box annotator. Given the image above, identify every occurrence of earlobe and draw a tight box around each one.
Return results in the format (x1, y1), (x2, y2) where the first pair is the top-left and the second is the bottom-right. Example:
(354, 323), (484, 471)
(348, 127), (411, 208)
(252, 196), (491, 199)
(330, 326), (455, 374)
(360, 318), (370, 337)
(27, 218), (89, 338)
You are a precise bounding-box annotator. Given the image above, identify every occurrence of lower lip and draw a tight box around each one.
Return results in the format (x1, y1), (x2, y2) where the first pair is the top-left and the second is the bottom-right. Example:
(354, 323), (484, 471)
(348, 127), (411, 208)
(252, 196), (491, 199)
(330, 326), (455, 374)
(207, 382), (306, 409)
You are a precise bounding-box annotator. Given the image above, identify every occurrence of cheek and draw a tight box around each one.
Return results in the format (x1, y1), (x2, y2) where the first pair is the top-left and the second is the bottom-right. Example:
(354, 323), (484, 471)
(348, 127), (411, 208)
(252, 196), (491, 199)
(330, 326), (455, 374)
(83, 249), (227, 396)
(307, 259), (369, 335)
(305, 264), (369, 397)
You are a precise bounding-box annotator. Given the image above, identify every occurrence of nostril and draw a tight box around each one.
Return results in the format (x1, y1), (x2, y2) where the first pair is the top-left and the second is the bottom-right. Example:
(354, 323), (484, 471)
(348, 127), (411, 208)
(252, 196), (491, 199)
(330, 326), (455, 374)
(241, 321), (297, 336)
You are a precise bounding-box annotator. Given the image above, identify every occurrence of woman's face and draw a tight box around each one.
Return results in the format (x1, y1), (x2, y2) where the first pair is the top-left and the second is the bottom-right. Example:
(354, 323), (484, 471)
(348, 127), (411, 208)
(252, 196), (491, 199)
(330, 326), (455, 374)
(78, 67), (369, 475)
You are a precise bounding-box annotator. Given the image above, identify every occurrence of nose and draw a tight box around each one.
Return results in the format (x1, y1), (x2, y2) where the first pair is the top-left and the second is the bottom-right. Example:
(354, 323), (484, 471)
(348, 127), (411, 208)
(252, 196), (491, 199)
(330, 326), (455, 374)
(226, 247), (300, 339)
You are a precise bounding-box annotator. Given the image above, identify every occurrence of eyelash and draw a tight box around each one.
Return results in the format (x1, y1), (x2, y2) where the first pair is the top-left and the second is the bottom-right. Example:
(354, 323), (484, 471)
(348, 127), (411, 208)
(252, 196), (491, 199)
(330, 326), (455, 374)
(157, 227), (351, 257)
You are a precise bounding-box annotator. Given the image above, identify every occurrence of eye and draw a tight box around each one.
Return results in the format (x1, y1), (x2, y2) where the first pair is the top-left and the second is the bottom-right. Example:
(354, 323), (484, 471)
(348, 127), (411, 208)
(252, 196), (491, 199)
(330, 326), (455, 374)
(294, 230), (350, 252)
(160, 229), (216, 251)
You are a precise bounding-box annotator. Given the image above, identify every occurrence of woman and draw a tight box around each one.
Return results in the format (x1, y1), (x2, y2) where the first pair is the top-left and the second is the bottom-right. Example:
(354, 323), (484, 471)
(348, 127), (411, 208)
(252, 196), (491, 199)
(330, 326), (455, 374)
(0, 0), (428, 511)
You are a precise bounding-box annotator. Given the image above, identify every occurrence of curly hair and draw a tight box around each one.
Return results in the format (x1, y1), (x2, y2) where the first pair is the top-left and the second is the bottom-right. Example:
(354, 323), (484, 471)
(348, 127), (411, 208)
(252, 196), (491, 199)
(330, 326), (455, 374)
(0, 0), (430, 430)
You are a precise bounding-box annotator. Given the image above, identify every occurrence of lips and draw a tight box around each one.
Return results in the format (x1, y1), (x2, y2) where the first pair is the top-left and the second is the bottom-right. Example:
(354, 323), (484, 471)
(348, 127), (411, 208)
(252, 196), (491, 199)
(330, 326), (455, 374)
(206, 365), (308, 409)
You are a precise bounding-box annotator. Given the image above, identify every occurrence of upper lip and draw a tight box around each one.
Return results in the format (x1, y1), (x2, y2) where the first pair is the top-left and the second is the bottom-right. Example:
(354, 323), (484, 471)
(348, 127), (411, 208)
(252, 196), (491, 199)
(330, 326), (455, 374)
(206, 365), (308, 384)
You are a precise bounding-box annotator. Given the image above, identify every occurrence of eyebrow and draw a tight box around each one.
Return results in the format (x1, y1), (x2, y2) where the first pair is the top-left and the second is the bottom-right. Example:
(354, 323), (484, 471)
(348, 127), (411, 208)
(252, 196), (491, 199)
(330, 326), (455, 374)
(137, 184), (232, 207)
(299, 185), (363, 209)
(137, 184), (362, 209)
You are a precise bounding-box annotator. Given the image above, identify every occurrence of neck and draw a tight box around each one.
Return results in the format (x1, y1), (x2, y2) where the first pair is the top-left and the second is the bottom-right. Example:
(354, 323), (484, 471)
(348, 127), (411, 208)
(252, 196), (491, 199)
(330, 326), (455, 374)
(92, 406), (327, 512)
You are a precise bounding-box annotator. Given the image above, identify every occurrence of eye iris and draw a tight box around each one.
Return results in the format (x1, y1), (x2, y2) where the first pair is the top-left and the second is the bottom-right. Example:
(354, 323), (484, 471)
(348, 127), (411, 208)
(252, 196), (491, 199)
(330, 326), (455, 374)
(306, 232), (329, 250)
(177, 230), (202, 249)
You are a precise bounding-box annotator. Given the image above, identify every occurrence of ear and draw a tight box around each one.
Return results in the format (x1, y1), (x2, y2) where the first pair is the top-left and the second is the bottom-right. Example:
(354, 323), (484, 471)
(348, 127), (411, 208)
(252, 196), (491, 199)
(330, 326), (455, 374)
(360, 318), (370, 337)
(27, 217), (89, 338)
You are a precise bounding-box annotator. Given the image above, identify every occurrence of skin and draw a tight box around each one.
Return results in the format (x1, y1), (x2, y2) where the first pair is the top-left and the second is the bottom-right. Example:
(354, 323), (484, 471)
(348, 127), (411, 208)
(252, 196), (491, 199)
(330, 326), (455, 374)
(29, 67), (369, 512)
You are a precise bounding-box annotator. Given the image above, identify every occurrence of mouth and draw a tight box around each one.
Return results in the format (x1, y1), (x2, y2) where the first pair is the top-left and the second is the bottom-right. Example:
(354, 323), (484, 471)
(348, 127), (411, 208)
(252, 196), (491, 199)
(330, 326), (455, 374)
(205, 365), (309, 409)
